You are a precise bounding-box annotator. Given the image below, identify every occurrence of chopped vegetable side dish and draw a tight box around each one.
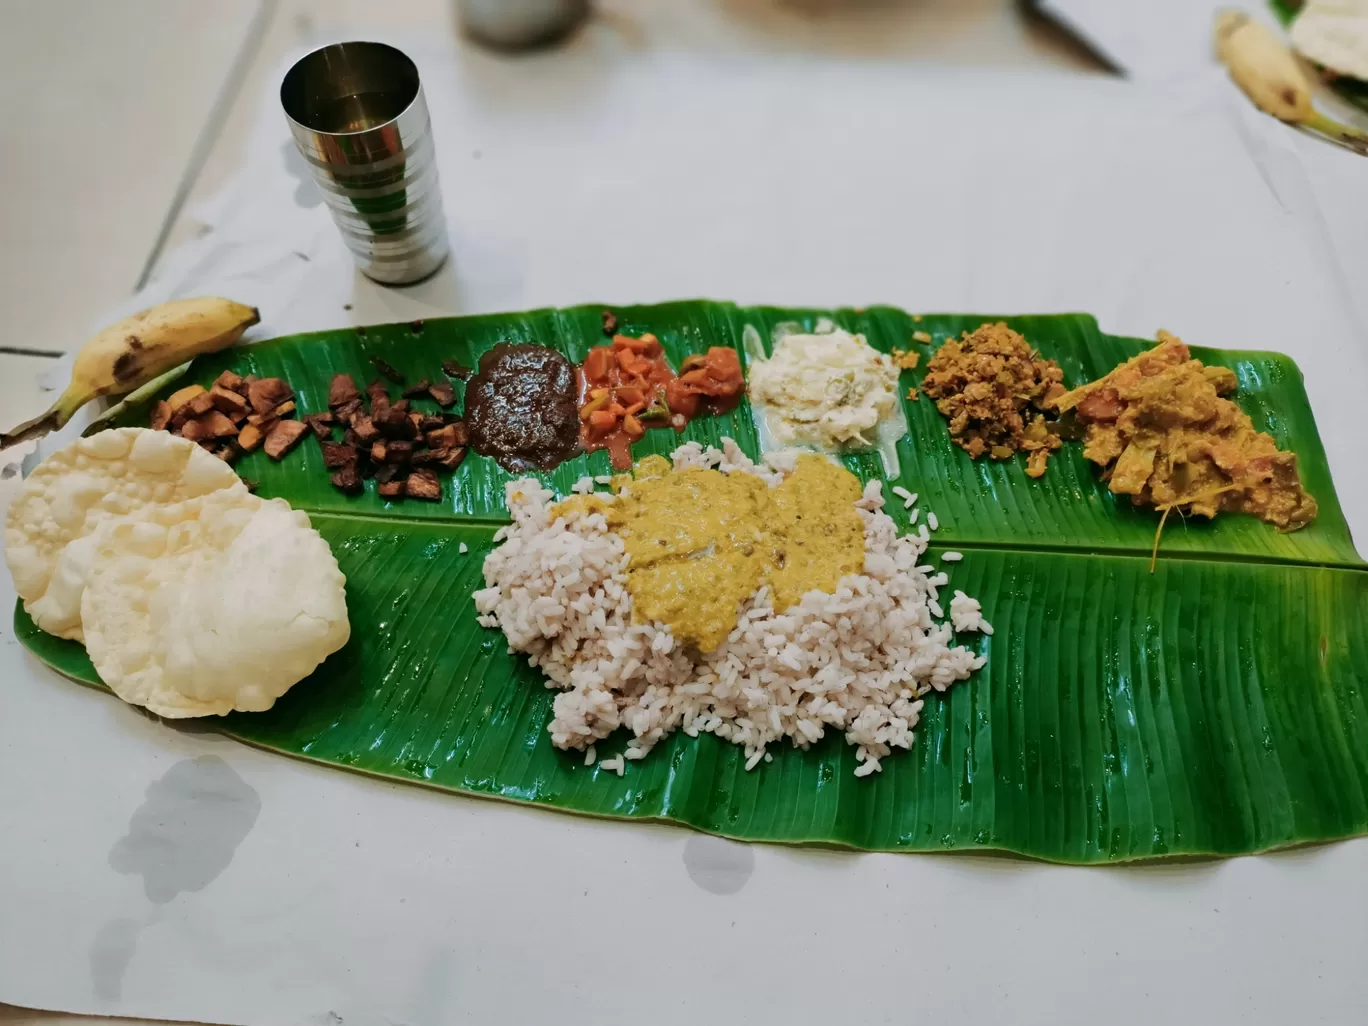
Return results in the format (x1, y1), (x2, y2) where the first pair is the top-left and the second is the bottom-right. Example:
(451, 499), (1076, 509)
(579, 333), (743, 469)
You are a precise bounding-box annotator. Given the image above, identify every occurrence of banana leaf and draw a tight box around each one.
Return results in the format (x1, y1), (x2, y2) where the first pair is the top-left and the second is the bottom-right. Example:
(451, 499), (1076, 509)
(14, 302), (1368, 863)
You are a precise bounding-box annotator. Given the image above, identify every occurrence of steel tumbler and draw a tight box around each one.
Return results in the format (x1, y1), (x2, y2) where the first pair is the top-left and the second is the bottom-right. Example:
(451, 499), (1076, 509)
(281, 42), (448, 285)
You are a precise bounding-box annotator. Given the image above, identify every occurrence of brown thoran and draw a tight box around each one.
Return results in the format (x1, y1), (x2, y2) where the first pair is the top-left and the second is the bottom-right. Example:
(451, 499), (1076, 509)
(920, 322), (1066, 478)
(1051, 333), (1317, 530)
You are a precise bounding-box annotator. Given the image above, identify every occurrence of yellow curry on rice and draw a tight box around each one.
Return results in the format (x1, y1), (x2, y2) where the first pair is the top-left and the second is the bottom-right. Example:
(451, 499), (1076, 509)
(555, 454), (865, 652)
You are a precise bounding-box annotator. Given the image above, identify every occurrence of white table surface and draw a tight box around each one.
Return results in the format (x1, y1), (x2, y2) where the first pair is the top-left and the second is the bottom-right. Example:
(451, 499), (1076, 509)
(5, 3), (1366, 1026)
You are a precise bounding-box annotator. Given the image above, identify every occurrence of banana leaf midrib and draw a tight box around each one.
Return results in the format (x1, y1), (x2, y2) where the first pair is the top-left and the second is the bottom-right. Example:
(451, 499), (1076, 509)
(299, 507), (1367, 572)
(306, 508), (514, 529)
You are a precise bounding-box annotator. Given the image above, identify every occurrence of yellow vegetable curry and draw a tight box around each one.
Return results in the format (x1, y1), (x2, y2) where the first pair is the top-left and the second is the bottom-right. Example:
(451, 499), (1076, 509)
(1052, 333), (1317, 531)
(555, 453), (865, 652)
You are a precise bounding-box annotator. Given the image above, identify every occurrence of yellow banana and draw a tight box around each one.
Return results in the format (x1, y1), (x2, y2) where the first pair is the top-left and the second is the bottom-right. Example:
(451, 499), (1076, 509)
(1, 297), (260, 450)
(1215, 10), (1368, 153)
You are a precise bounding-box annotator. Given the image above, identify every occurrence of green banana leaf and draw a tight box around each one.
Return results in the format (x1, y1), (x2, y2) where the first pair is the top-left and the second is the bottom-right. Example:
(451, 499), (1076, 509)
(1270, 0), (1368, 115)
(14, 302), (1368, 863)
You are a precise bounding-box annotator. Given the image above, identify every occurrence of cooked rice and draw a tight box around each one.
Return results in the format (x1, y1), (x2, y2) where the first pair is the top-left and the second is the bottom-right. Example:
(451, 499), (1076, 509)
(889, 487), (921, 513)
(950, 590), (993, 634)
(942, 551), (963, 562)
(927, 511), (939, 531)
(475, 440), (989, 776)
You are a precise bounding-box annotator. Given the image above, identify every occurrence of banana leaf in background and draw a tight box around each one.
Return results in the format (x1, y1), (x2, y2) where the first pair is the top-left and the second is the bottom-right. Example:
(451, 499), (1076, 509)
(1271, 0), (1368, 114)
(15, 302), (1368, 863)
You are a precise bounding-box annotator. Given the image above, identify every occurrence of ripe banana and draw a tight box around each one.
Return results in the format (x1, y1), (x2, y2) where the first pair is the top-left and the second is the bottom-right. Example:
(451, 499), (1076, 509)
(1, 297), (260, 451)
(1215, 10), (1368, 154)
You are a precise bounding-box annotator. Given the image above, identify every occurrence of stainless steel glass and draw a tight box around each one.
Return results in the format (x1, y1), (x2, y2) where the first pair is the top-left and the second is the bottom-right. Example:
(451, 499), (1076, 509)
(281, 42), (448, 285)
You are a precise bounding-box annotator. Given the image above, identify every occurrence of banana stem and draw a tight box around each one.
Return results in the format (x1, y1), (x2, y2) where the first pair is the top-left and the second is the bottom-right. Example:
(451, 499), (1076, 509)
(0, 390), (82, 451)
(1304, 110), (1368, 155)
(83, 361), (192, 436)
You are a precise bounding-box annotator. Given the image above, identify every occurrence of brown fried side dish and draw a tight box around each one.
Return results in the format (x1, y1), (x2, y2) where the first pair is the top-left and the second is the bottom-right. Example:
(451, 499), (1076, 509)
(323, 372), (468, 500)
(150, 372), (306, 464)
(1051, 332), (1317, 531)
(920, 322), (1065, 478)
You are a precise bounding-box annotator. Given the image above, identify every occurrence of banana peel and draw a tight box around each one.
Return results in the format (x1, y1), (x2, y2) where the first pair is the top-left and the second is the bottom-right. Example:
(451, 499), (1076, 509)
(1, 297), (260, 451)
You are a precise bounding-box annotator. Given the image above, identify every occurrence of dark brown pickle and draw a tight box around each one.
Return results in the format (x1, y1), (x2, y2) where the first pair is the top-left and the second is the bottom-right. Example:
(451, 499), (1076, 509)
(465, 343), (580, 472)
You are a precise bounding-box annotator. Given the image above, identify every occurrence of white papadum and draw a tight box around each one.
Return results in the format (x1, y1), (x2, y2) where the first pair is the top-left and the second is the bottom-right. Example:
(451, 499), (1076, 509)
(79, 487), (351, 718)
(4, 428), (240, 640)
